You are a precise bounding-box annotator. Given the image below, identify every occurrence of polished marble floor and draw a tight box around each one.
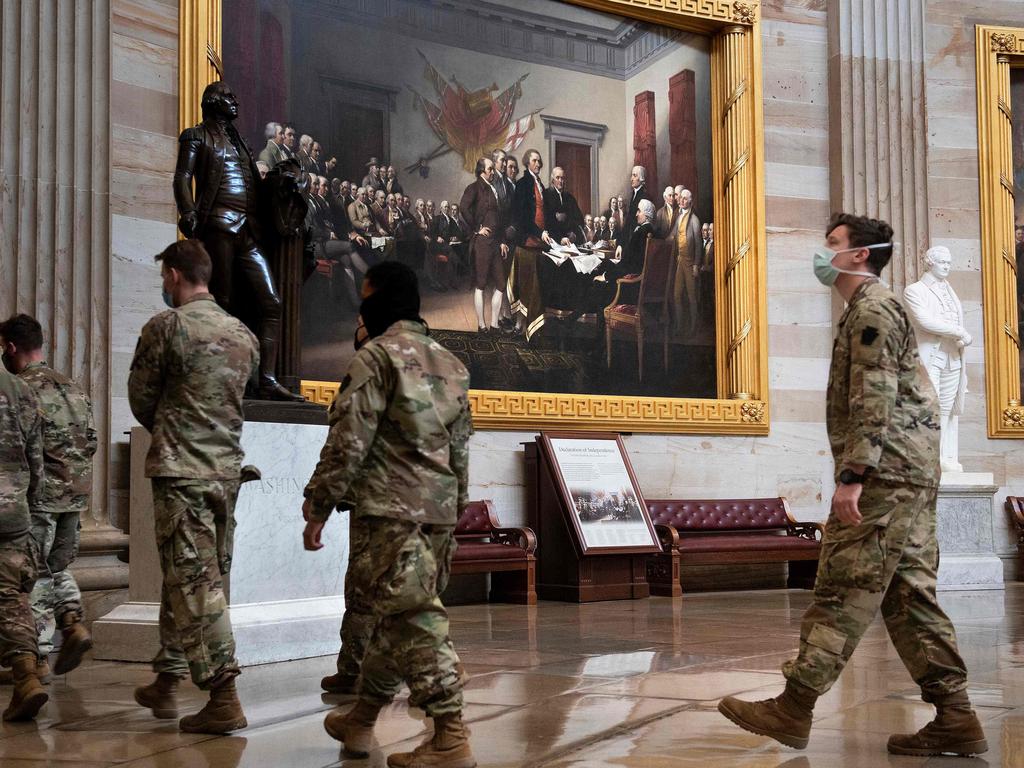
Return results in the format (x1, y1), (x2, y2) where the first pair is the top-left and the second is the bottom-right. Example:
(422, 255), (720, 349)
(3, 586), (1023, 767)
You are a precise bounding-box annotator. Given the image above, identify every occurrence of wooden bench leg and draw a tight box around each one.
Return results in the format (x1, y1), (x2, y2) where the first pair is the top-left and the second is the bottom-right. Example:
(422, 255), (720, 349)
(787, 559), (818, 590)
(490, 563), (537, 605)
(647, 552), (682, 598)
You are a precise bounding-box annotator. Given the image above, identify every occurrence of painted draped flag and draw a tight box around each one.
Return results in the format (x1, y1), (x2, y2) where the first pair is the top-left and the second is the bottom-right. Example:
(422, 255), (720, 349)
(410, 50), (538, 172)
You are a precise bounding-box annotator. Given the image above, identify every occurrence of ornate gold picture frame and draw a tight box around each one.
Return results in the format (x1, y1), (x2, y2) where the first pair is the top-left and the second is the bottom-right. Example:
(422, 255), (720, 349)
(180, 0), (768, 435)
(976, 25), (1024, 437)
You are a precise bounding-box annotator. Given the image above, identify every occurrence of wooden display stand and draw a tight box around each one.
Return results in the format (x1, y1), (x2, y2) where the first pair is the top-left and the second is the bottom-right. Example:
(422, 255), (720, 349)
(524, 433), (660, 602)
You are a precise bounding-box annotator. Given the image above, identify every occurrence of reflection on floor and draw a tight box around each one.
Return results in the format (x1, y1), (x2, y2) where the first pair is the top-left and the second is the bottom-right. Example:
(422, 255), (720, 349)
(5, 586), (1022, 767)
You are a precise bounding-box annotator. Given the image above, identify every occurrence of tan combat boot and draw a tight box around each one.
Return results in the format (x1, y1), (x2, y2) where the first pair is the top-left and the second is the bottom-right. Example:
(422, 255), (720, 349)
(134, 672), (182, 719)
(53, 614), (93, 675)
(887, 690), (988, 756)
(320, 672), (360, 695)
(718, 681), (818, 749)
(386, 711), (477, 768)
(324, 698), (384, 758)
(2, 654), (49, 721)
(0, 659), (51, 685)
(179, 677), (247, 734)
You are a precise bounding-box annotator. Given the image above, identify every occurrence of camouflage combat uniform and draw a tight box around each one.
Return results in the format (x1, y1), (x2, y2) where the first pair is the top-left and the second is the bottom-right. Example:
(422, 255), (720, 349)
(783, 279), (968, 699)
(128, 293), (258, 690)
(18, 362), (97, 655)
(305, 319), (472, 717)
(0, 367), (44, 664)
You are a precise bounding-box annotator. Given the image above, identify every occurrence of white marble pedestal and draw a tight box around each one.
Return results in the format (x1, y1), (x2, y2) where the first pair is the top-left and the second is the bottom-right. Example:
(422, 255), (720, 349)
(93, 422), (348, 666)
(935, 473), (1004, 594)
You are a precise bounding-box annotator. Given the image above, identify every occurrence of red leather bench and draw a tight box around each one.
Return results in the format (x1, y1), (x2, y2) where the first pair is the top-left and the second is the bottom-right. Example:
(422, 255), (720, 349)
(451, 500), (538, 605)
(645, 497), (823, 597)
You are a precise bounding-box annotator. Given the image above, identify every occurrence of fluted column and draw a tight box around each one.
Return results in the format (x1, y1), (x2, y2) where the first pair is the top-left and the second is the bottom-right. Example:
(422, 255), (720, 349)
(715, 25), (758, 400)
(827, 0), (929, 294)
(993, 53), (1019, 407)
(0, 1), (121, 575)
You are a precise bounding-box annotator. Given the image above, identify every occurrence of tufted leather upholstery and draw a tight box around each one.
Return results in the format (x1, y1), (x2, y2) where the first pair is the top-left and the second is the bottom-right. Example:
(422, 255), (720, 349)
(453, 542), (529, 561)
(647, 498), (789, 532)
(456, 500), (495, 536)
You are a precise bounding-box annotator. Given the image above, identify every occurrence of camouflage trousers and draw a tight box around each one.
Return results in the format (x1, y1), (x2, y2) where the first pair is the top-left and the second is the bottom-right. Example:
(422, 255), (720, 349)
(29, 512), (83, 655)
(335, 513), (375, 678)
(347, 515), (464, 717)
(783, 480), (968, 699)
(151, 478), (241, 690)
(0, 534), (40, 664)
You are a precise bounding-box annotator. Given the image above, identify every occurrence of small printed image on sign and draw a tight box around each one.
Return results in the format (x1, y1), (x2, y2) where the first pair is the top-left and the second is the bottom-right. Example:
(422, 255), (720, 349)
(569, 486), (645, 524)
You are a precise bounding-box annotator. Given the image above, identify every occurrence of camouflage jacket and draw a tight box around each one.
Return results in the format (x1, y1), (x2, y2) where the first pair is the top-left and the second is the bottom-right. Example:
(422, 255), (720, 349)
(19, 362), (97, 514)
(304, 320), (473, 525)
(128, 293), (259, 480)
(0, 366), (44, 539)
(827, 280), (941, 488)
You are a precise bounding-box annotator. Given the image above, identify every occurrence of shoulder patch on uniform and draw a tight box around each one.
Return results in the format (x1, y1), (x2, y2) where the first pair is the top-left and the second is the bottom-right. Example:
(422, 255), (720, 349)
(860, 326), (879, 346)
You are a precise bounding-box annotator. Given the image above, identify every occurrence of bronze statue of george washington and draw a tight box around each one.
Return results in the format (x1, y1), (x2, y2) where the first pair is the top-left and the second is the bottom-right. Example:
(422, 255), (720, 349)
(172, 80), (303, 402)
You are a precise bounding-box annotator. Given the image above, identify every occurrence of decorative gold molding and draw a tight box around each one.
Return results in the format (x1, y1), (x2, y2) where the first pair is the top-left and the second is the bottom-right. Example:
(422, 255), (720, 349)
(564, 0), (757, 29)
(194, 0), (768, 434)
(740, 400), (765, 423)
(179, 1), (222, 134)
(976, 25), (1024, 438)
(990, 32), (1018, 54)
(732, 1), (758, 24)
(1004, 406), (1024, 429)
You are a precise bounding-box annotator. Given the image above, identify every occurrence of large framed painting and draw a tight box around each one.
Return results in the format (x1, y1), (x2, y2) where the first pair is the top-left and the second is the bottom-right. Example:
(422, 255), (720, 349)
(976, 26), (1024, 437)
(179, 0), (769, 434)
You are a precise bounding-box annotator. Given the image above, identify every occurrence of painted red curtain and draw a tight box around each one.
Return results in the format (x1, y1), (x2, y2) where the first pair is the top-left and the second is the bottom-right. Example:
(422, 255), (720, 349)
(633, 90), (658, 197)
(668, 70), (697, 204)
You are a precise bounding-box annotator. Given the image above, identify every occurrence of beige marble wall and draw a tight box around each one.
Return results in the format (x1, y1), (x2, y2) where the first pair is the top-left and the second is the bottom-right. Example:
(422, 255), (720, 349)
(109, 0), (179, 526)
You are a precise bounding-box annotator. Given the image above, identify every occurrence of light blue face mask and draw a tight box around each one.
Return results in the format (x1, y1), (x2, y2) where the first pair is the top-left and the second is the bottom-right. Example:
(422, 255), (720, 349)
(813, 244), (888, 287)
(162, 289), (175, 308)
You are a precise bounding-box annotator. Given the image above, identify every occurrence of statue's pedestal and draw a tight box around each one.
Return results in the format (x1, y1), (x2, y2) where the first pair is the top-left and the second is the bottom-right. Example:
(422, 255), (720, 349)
(935, 473), (1004, 596)
(93, 411), (349, 666)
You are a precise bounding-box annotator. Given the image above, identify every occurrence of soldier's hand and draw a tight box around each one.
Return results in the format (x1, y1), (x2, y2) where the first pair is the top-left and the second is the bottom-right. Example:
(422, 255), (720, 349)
(831, 483), (863, 526)
(302, 497), (313, 521)
(303, 519), (325, 551)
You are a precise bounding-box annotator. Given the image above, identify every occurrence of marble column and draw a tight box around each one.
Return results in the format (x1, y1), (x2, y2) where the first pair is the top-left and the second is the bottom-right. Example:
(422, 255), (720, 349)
(0, 1), (126, 586)
(827, 0), (929, 294)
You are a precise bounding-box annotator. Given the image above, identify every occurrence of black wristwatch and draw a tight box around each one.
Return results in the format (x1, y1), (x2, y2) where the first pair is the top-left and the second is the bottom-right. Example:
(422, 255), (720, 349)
(839, 468), (867, 485)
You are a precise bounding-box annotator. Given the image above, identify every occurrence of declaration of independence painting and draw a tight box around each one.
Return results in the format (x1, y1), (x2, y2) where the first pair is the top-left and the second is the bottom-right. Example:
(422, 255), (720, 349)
(223, 0), (715, 399)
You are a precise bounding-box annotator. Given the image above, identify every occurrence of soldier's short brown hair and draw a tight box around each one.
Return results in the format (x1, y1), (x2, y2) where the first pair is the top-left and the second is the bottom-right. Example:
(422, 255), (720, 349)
(154, 239), (212, 285)
(826, 212), (894, 275)
(0, 313), (44, 352)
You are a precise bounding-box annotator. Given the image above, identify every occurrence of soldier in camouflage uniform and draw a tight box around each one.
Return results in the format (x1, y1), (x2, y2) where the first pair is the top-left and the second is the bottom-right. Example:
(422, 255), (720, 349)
(1, 314), (98, 678)
(719, 213), (987, 757)
(303, 261), (476, 768)
(128, 239), (258, 735)
(0, 364), (49, 721)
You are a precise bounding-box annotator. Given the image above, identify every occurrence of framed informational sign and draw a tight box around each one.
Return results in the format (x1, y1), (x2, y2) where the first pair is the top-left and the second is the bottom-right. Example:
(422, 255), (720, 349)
(537, 432), (660, 555)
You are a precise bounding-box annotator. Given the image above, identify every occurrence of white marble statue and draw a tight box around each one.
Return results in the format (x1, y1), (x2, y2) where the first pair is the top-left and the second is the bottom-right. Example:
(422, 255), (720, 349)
(903, 246), (970, 473)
